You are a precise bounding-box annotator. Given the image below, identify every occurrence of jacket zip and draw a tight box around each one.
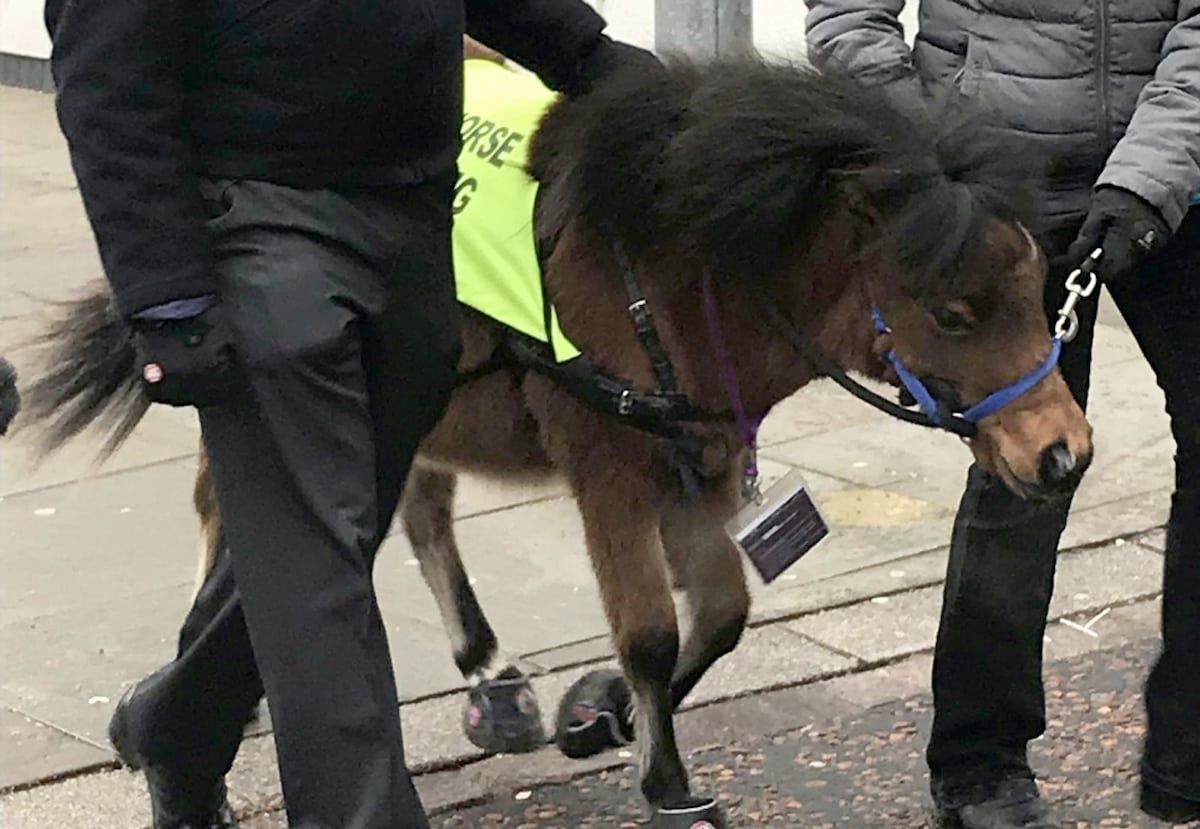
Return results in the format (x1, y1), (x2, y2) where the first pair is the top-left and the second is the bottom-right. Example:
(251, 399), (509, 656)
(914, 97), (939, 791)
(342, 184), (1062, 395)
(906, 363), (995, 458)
(1095, 0), (1112, 154)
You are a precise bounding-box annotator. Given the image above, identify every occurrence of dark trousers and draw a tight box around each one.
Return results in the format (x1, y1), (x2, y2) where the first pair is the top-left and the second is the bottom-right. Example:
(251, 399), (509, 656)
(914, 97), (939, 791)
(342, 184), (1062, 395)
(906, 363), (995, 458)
(927, 211), (1200, 803)
(117, 178), (461, 828)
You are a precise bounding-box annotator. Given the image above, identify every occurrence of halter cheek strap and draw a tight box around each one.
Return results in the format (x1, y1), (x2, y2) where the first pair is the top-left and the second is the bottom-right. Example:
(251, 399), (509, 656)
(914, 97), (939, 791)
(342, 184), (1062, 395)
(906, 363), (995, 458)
(871, 307), (1062, 427)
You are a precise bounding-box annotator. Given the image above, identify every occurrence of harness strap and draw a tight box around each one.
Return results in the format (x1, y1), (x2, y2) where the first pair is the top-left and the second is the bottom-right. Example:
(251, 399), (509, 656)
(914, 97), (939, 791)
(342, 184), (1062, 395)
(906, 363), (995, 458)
(612, 242), (681, 393)
(454, 352), (511, 389)
(505, 336), (719, 433)
(871, 307), (1062, 426)
(963, 340), (1061, 421)
(755, 296), (980, 438)
(506, 337), (714, 498)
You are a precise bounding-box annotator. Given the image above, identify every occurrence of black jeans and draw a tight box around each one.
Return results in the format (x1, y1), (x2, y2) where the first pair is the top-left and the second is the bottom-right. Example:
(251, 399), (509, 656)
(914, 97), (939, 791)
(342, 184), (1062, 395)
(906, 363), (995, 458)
(928, 211), (1200, 804)
(116, 179), (461, 828)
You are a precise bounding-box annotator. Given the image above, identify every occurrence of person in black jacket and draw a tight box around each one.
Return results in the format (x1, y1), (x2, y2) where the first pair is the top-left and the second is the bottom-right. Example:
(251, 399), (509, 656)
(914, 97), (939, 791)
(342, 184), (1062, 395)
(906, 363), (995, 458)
(43, 3), (655, 827)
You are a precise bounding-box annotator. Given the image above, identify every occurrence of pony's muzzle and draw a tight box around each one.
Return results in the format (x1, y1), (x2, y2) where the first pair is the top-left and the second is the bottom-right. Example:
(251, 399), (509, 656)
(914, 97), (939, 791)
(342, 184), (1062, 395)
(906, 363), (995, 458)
(1034, 440), (1091, 497)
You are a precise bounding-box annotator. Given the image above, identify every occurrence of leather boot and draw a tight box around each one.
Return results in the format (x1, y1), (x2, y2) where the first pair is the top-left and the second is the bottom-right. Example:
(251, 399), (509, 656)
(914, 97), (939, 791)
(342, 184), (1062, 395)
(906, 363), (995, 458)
(109, 686), (239, 829)
(933, 777), (1058, 829)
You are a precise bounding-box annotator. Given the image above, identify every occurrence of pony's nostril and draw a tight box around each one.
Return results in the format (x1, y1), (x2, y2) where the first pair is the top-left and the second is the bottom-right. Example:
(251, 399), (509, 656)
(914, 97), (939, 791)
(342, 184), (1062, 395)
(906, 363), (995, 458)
(1039, 441), (1077, 486)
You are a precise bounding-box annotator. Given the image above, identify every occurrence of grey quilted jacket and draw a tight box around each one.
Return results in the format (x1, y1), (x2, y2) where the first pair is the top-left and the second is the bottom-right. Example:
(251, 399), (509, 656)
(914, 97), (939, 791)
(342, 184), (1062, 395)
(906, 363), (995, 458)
(805, 0), (1200, 232)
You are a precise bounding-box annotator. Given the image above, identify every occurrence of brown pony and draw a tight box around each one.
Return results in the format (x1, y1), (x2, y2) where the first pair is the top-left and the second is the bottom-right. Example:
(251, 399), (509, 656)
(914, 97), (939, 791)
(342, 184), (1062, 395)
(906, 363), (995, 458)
(23, 48), (1092, 828)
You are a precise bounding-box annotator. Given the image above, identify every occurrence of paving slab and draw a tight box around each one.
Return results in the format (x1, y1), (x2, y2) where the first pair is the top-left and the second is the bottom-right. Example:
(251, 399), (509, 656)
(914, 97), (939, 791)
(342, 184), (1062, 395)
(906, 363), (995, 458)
(756, 378), (892, 448)
(0, 411), (200, 499)
(0, 459), (205, 627)
(789, 540), (1165, 666)
(0, 708), (111, 791)
(1043, 598), (1162, 663)
(0, 584), (194, 748)
(750, 545), (951, 623)
(788, 585), (944, 664)
(1060, 489), (1171, 551)
(821, 654), (933, 710)
(0, 89), (68, 149)
(686, 625), (857, 708)
(761, 416), (973, 490)
(1048, 540), (1163, 619)
(1134, 528), (1167, 551)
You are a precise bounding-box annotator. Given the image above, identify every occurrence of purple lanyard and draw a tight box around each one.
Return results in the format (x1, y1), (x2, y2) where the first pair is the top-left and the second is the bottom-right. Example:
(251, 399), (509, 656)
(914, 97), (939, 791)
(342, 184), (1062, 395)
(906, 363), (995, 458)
(701, 273), (764, 493)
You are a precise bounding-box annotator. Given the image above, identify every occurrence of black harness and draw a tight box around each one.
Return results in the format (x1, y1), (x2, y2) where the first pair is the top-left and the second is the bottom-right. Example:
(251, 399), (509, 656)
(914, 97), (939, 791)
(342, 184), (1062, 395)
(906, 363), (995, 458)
(455, 236), (724, 496)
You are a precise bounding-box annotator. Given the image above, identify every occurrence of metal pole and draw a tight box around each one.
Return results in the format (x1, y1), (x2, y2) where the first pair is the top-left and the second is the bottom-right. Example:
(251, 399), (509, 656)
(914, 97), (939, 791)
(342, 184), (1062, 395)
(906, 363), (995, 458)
(654, 0), (753, 58)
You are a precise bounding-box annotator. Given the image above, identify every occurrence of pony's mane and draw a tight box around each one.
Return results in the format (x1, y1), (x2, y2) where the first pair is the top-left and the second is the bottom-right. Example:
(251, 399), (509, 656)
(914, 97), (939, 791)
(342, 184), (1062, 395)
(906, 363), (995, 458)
(529, 57), (1041, 299)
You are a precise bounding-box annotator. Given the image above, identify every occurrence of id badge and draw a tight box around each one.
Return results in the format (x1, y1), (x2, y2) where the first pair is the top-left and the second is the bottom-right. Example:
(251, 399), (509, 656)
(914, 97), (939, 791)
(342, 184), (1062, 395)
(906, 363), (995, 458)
(726, 468), (830, 584)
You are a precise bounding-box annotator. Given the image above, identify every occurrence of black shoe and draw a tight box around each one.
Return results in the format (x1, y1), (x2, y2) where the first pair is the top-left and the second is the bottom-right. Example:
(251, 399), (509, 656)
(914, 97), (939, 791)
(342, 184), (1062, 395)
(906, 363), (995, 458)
(933, 777), (1058, 829)
(1141, 779), (1200, 824)
(110, 686), (240, 829)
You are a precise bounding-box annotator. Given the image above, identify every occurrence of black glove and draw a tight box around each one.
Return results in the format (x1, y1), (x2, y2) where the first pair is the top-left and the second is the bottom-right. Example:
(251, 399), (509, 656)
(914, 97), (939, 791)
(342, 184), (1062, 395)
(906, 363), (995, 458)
(1068, 186), (1170, 281)
(130, 303), (238, 408)
(0, 356), (19, 436)
(566, 35), (663, 97)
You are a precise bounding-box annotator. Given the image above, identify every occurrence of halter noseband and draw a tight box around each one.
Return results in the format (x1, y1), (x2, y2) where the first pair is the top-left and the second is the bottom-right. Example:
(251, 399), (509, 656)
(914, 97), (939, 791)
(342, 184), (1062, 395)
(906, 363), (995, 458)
(871, 307), (1062, 439)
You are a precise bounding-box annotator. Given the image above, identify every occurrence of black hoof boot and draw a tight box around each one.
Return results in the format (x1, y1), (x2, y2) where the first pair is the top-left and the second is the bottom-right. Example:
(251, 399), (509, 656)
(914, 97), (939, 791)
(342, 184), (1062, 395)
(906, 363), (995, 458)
(110, 686), (239, 829)
(933, 778), (1057, 829)
(652, 798), (728, 829)
(463, 667), (546, 754)
(553, 669), (634, 759)
(1141, 780), (1200, 824)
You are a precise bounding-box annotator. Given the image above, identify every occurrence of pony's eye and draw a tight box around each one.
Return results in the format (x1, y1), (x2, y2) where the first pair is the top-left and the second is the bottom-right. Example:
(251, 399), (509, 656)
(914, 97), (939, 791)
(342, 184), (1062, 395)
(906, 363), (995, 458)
(930, 305), (974, 334)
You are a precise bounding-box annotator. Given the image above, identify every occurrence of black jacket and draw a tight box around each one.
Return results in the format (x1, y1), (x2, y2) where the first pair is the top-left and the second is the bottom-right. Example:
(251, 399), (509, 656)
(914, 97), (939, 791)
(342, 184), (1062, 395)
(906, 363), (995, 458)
(45, 0), (606, 315)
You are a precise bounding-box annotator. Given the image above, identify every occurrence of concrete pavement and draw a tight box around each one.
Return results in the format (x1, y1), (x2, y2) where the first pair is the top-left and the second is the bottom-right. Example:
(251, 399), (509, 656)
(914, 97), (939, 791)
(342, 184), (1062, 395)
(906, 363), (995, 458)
(0, 83), (1180, 827)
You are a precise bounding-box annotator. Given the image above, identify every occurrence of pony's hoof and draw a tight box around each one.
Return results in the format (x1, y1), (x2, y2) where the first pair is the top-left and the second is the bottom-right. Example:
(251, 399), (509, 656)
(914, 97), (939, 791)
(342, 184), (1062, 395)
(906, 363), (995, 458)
(553, 669), (633, 759)
(463, 668), (546, 755)
(652, 798), (728, 829)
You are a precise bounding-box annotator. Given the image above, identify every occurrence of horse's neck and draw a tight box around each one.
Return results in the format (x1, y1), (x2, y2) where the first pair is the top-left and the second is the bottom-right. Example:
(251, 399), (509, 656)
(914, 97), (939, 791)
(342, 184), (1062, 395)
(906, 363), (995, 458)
(653, 271), (877, 421)
(544, 225), (880, 420)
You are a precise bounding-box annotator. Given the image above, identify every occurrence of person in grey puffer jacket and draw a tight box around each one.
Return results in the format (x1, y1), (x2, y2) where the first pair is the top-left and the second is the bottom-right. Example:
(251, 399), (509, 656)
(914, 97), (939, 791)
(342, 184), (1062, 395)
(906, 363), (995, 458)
(806, 2), (1200, 828)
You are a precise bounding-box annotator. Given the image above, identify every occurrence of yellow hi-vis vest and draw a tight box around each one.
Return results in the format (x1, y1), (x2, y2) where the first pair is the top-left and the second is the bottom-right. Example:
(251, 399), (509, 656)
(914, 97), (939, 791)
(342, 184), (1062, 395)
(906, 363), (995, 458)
(452, 59), (580, 362)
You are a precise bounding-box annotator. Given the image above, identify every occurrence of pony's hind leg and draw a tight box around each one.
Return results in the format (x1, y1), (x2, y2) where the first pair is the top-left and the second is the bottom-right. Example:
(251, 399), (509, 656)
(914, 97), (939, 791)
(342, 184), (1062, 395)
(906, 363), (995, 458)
(660, 483), (750, 709)
(400, 463), (546, 754)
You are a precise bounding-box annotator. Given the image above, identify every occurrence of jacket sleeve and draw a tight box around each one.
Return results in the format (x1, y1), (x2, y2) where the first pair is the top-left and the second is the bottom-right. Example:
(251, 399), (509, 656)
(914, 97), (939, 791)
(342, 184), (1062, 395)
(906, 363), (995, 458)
(1098, 2), (1200, 231)
(464, 0), (607, 93)
(46, 0), (214, 317)
(804, 0), (922, 98)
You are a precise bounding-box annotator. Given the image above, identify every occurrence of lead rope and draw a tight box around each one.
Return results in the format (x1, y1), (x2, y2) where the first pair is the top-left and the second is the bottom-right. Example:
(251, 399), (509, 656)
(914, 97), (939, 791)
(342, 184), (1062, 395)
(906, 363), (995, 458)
(1055, 247), (1102, 342)
(701, 273), (765, 503)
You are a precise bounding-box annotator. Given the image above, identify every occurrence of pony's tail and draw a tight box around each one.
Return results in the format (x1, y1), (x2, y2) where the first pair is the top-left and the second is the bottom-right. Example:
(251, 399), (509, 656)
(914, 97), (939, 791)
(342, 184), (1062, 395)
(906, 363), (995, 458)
(20, 282), (149, 460)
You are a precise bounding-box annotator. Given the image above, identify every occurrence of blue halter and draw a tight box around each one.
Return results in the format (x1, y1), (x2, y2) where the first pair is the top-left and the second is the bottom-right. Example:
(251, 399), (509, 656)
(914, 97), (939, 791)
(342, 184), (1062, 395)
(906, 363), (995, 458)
(872, 307), (1062, 430)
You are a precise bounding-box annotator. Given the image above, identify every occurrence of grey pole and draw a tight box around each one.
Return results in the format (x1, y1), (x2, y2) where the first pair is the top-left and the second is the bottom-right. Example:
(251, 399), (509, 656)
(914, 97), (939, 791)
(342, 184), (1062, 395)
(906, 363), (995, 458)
(654, 0), (753, 58)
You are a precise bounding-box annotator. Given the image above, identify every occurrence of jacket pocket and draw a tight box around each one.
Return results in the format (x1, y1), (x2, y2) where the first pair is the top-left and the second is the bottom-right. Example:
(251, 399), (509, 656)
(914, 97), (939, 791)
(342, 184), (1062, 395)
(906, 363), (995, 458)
(952, 36), (989, 98)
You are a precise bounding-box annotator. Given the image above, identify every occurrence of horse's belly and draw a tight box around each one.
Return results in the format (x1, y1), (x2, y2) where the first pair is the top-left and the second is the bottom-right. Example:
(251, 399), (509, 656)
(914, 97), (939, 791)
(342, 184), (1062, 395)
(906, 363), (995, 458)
(416, 315), (556, 482)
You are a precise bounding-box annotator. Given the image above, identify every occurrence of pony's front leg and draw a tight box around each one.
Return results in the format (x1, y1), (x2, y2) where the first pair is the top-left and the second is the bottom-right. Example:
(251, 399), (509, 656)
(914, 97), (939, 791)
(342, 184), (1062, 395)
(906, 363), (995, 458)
(660, 481), (750, 709)
(571, 474), (724, 825)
